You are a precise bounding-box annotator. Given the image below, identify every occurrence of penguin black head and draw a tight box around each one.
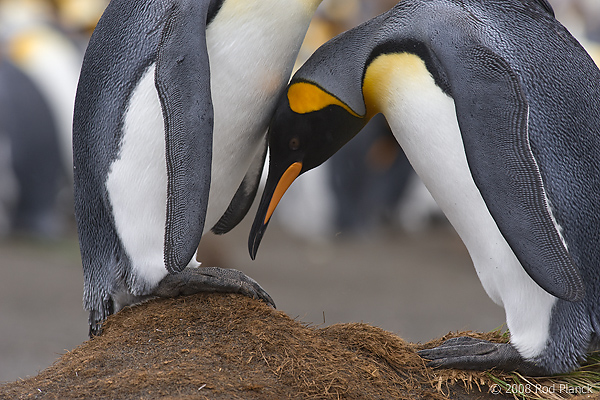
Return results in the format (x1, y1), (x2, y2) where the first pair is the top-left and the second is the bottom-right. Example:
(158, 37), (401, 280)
(248, 80), (366, 258)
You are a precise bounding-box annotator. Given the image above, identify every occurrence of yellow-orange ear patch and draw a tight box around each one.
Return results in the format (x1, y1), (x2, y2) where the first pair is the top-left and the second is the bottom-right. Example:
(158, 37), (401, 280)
(287, 82), (362, 117)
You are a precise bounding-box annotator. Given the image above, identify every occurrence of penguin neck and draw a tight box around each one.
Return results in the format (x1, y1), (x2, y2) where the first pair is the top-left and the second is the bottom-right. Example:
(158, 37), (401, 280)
(363, 52), (433, 120)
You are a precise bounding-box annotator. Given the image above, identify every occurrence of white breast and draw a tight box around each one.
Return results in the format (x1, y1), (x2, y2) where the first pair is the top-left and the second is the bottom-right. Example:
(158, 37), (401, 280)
(203, 0), (316, 230)
(106, 0), (317, 291)
(367, 53), (557, 359)
(107, 65), (169, 289)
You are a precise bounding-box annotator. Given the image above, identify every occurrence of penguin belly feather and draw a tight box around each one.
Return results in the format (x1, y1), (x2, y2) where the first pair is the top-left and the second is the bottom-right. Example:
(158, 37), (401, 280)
(106, 64), (171, 289)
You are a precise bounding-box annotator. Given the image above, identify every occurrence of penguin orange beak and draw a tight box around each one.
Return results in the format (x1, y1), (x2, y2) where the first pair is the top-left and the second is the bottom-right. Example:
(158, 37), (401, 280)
(249, 161), (303, 259)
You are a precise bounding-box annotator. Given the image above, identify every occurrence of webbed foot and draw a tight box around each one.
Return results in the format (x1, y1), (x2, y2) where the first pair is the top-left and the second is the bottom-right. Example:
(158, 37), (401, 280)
(418, 336), (547, 376)
(152, 266), (275, 308)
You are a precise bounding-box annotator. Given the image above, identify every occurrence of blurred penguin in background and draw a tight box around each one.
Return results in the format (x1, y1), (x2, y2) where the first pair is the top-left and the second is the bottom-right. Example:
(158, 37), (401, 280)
(0, 55), (63, 237)
(549, 0), (600, 61)
(0, 0), (84, 178)
(0, 0), (104, 238)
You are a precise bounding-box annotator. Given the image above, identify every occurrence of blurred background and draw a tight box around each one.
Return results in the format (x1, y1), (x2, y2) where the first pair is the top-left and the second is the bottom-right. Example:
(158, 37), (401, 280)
(0, 0), (598, 383)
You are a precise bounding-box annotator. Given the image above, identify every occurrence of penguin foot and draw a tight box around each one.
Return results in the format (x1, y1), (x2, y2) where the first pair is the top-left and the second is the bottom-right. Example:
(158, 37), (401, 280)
(418, 337), (547, 376)
(152, 267), (276, 308)
(88, 297), (116, 338)
(88, 310), (107, 338)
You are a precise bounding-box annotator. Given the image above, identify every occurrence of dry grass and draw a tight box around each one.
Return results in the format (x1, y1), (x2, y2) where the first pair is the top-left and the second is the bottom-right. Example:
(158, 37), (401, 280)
(0, 293), (596, 400)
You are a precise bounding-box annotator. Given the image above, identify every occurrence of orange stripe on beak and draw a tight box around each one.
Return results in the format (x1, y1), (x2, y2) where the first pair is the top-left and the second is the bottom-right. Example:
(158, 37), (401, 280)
(264, 162), (303, 224)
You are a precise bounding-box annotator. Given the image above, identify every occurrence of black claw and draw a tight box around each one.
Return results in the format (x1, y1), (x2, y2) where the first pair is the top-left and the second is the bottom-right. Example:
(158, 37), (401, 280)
(417, 349), (435, 359)
(257, 290), (276, 308)
(426, 359), (446, 369)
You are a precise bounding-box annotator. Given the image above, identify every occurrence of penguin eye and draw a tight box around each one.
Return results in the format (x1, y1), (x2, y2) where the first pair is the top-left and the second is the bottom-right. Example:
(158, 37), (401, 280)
(289, 137), (301, 151)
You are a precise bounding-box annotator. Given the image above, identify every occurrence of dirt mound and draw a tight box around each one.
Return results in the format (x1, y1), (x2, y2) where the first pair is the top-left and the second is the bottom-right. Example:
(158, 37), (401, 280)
(0, 293), (507, 399)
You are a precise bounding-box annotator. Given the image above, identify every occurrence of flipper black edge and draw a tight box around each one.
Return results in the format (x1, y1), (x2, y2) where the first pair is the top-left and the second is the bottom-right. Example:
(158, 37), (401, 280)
(448, 44), (583, 301)
(155, 0), (214, 273)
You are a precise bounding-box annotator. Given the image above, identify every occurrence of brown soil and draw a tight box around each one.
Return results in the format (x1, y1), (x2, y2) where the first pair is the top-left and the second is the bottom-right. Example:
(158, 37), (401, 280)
(0, 293), (515, 399)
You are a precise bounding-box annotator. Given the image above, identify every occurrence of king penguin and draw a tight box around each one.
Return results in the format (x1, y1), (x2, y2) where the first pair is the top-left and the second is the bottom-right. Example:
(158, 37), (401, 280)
(1, 0), (84, 179)
(73, 0), (321, 336)
(248, 0), (600, 375)
(0, 57), (63, 237)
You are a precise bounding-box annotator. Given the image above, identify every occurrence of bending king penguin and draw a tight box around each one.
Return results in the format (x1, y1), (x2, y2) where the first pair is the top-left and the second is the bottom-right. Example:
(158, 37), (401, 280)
(248, 0), (600, 375)
(73, 0), (321, 336)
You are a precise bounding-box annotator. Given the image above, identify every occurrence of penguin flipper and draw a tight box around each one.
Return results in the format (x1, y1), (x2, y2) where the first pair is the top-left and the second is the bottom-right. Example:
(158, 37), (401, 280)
(212, 139), (268, 235)
(155, 0), (214, 274)
(449, 45), (583, 301)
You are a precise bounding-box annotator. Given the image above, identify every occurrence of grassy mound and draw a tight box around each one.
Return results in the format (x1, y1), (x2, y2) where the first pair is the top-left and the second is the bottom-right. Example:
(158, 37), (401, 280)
(1, 293), (595, 400)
